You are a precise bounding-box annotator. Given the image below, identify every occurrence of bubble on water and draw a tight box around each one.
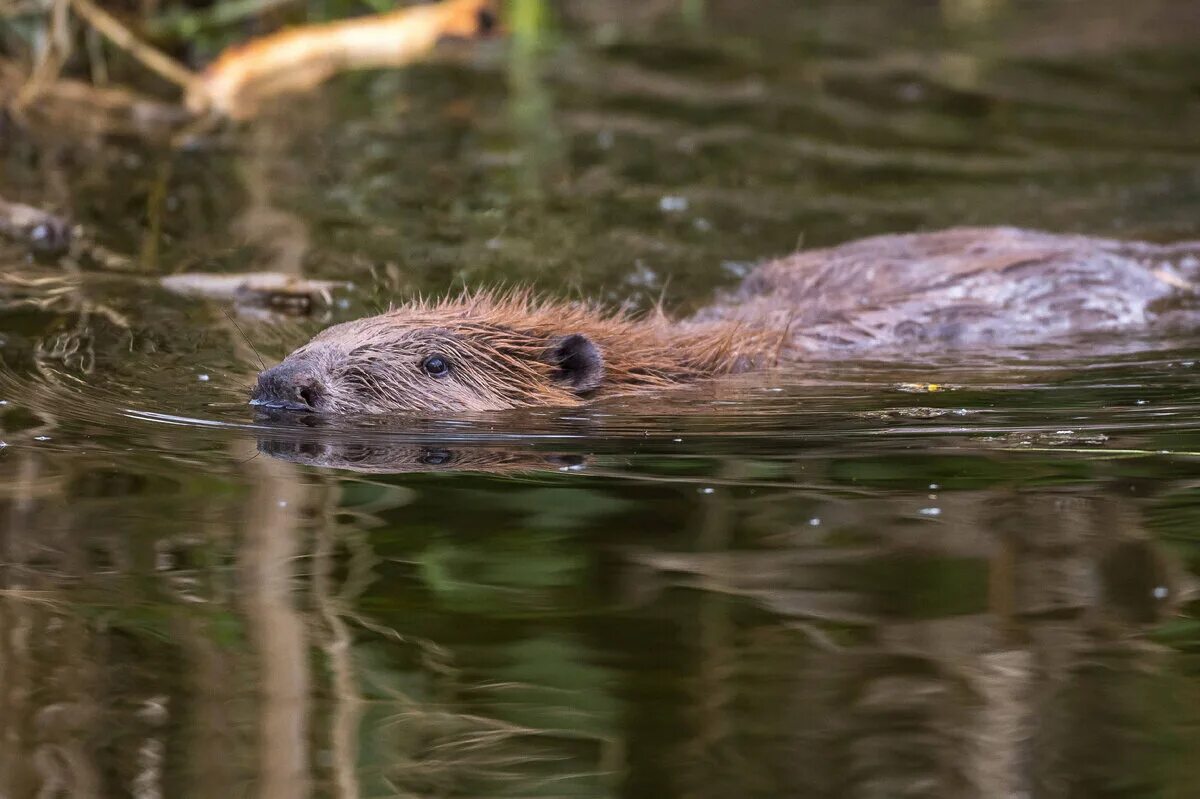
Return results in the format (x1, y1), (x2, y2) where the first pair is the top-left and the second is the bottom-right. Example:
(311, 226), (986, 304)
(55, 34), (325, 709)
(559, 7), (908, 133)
(808, 517), (821, 526)
(659, 195), (688, 213)
(277, 500), (289, 508)
(1153, 586), (1169, 600)
(919, 507), (942, 516)
(699, 487), (715, 494)
(197, 374), (210, 382)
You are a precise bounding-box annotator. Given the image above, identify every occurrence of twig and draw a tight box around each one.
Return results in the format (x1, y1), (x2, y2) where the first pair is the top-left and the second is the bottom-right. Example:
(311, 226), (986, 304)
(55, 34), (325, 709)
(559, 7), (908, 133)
(67, 0), (199, 92)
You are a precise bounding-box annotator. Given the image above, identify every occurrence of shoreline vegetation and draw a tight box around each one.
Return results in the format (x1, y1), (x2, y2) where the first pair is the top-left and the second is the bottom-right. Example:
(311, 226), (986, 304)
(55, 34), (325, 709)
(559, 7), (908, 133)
(2, 0), (497, 132)
(0, 0), (497, 302)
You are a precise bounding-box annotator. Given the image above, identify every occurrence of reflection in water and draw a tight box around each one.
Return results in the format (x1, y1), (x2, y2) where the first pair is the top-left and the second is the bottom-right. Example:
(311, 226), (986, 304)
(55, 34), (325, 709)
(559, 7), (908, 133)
(257, 432), (588, 474)
(240, 446), (311, 799)
(4, 426), (1200, 795)
(633, 488), (1194, 797)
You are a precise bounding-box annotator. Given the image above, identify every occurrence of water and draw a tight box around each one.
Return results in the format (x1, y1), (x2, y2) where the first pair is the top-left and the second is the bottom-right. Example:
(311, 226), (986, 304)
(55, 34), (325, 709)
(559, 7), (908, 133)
(3, 0), (1200, 796)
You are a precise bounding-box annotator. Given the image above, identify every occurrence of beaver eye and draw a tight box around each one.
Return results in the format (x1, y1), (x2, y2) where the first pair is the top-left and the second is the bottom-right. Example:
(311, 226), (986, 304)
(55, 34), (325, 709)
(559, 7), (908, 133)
(421, 355), (450, 378)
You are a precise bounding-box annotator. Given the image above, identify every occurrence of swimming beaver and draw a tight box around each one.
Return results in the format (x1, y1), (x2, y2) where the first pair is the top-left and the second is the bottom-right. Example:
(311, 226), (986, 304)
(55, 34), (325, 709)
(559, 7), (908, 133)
(251, 227), (1200, 414)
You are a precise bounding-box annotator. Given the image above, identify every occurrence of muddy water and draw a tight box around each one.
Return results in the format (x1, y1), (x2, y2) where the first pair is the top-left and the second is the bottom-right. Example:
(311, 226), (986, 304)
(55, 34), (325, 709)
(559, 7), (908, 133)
(3, 1), (1200, 796)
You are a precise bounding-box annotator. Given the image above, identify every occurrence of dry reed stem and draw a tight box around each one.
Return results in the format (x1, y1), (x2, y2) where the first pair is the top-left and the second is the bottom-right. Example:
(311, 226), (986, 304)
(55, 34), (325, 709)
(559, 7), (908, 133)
(68, 0), (199, 92)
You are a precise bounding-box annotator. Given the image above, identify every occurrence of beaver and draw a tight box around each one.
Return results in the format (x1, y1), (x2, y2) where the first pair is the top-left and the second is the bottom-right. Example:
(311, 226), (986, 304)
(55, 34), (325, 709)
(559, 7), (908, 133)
(250, 226), (1200, 414)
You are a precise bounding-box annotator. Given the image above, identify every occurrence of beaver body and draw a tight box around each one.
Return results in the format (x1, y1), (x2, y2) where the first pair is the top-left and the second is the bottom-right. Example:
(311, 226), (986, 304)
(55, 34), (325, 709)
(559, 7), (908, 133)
(695, 226), (1200, 353)
(251, 227), (1200, 414)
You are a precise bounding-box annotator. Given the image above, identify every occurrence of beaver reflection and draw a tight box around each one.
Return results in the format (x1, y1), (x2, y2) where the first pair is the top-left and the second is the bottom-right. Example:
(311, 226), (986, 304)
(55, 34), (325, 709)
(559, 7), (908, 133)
(257, 435), (587, 474)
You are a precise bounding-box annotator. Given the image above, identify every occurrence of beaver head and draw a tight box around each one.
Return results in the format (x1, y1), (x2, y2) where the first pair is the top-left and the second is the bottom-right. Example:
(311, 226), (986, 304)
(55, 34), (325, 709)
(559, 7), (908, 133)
(249, 294), (777, 415)
(251, 307), (605, 413)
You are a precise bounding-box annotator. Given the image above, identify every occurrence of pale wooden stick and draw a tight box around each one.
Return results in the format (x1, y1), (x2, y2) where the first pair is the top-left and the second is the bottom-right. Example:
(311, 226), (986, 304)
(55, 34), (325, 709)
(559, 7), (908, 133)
(189, 0), (494, 118)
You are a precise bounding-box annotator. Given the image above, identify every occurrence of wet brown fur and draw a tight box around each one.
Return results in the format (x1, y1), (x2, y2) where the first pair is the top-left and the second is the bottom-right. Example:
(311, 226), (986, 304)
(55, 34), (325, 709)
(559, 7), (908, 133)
(279, 290), (781, 413)
(256, 226), (1200, 414)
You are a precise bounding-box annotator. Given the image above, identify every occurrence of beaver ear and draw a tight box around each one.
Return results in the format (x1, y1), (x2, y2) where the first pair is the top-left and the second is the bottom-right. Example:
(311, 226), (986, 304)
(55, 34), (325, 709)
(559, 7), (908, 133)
(547, 334), (605, 393)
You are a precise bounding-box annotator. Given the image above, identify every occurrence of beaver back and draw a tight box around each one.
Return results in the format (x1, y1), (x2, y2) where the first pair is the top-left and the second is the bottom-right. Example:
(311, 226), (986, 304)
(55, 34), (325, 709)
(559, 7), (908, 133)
(692, 227), (1200, 355)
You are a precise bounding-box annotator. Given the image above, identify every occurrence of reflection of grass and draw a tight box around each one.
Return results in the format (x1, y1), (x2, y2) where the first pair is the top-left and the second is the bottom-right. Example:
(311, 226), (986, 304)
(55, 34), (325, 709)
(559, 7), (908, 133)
(353, 639), (613, 798)
(0, 588), (65, 606)
(507, 0), (562, 197)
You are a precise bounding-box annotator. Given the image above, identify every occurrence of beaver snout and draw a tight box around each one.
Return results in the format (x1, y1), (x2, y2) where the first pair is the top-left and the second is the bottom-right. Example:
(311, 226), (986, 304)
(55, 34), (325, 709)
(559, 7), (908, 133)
(251, 361), (323, 412)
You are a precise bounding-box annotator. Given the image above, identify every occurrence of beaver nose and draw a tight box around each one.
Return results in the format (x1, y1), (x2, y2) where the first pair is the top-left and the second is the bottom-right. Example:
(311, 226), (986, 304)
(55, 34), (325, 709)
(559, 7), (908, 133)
(251, 362), (323, 412)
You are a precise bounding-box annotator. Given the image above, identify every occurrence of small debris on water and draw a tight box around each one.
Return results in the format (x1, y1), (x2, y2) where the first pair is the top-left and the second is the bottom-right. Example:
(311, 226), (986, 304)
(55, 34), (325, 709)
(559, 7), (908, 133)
(720, 260), (753, 278)
(197, 374), (210, 382)
(919, 507), (942, 517)
(699, 487), (715, 494)
(808, 517), (821, 526)
(1153, 586), (1169, 600)
(858, 406), (973, 420)
(895, 382), (957, 393)
(34, 435), (51, 441)
(982, 430), (1109, 447)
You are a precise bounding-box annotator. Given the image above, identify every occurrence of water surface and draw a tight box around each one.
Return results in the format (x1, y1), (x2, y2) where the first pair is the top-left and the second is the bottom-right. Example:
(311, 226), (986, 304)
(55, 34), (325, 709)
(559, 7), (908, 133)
(3, 1), (1200, 796)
